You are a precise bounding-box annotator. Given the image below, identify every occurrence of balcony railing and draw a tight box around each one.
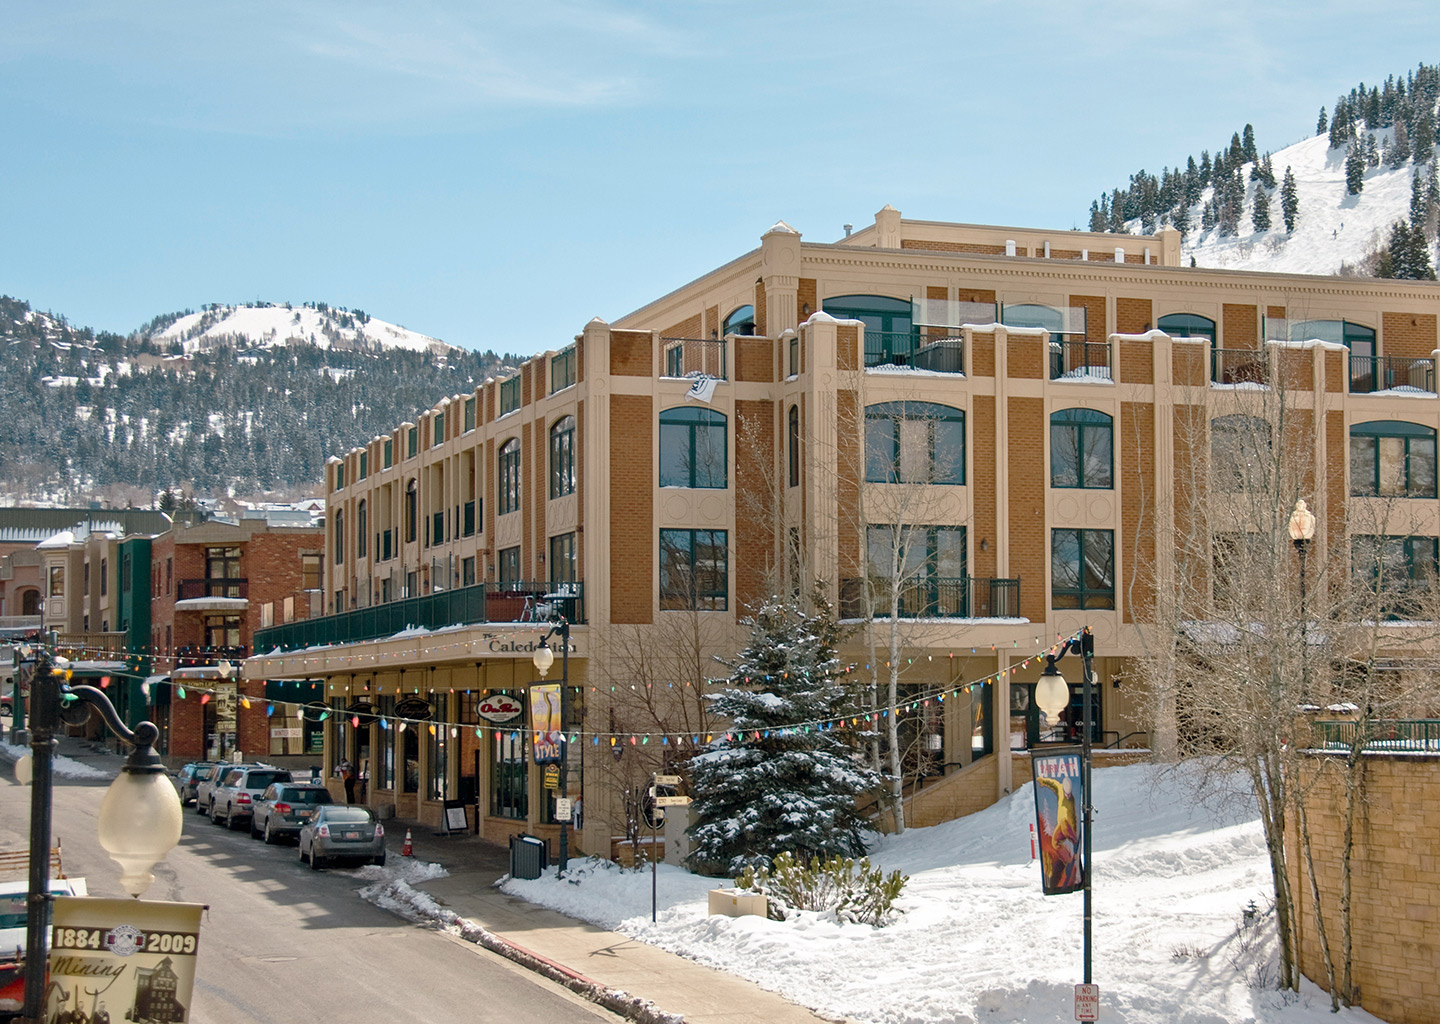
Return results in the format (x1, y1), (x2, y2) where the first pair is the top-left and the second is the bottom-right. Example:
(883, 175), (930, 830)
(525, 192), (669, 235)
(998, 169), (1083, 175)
(662, 338), (728, 380)
(863, 330), (918, 367)
(1311, 719), (1440, 753)
(55, 631), (127, 662)
(1211, 348), (1268, 385)
(910, 338), (966, 374)
(176, 578), (248, 600)
(1049, 340), (1111, 381)
(1349, 354), (1436, 394)
(839, 577), (1021, 620)
(254, 580), (586, 653)
(175, 644), (248, 668)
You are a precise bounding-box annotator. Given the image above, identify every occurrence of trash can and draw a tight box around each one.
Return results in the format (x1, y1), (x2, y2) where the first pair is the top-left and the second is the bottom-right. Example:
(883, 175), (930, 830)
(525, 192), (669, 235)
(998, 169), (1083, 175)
(309, 766), (321, 783)
(509, 834), (548, 880)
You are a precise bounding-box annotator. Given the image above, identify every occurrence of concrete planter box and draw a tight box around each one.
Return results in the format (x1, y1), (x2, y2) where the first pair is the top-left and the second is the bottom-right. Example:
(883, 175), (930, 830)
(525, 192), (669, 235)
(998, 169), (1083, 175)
(707, 888), (768, 918)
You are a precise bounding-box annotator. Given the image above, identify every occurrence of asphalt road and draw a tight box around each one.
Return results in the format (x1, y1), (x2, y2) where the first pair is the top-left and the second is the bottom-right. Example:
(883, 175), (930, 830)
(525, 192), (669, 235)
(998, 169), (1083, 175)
(0, 766), (621, 1024)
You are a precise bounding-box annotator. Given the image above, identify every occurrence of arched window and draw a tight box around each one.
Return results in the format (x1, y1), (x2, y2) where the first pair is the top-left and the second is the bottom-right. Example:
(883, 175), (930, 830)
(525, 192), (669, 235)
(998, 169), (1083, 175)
(498, 439), (522, 513)
(823, 294), (914, 366)
(1211, 415), (1272, 491)
(405, 479), (418, 543)
(788, 404), (801, 488)
(864, 402), (965, 484)
(1051, 409), (1113, 489)
(1351, 420), (1437, 497)
(659, 408), (727, 488)
(722, 305), (756, 337)
(20, 589), (40, 616)
(1157, 313), (1217, 343)
(357, 500), (368, 558)
(550, 416), (576, 498)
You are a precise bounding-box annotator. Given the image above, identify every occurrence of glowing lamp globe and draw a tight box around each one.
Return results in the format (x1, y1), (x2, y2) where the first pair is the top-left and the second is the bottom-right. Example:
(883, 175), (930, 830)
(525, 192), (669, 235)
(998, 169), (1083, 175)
(532, 641), (555, 679)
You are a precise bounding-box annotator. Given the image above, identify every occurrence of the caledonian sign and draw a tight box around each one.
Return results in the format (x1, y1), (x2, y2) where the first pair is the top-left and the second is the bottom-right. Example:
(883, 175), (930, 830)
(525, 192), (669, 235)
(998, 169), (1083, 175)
(475, 695), (524, 723)
(485, 634), (578, 655)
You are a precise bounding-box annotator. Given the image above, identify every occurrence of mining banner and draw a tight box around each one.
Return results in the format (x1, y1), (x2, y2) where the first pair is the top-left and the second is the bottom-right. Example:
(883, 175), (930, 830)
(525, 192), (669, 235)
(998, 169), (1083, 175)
(47, 896), (204, 1024)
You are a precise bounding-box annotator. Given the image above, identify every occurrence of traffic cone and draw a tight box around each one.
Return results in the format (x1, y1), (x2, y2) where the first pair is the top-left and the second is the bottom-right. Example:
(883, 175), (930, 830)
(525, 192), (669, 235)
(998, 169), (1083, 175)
(402, 829), (413, 858)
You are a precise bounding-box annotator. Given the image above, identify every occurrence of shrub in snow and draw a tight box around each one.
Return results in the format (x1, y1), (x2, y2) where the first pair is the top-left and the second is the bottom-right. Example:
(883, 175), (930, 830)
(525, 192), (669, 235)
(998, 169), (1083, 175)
(736, 850), (907, 927)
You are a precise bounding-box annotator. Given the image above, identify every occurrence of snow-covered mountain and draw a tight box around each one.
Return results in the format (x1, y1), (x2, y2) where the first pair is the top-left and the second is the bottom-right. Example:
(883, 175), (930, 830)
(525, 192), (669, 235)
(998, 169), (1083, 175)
(145, 301), (455, 356)
(1182, 131), (1433, 276)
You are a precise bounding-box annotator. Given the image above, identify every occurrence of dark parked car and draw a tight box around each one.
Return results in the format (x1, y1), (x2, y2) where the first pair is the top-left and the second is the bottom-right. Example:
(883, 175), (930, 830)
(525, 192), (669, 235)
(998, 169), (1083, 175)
(250, 783), (333, 843)
(297, 805), (386, 869)
(174, 761), (220, 805)
(210, 766), (294, 830)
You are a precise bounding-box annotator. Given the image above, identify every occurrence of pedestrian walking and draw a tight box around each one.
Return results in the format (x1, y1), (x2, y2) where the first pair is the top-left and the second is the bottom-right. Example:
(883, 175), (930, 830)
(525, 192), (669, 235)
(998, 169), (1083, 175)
(339, 758), (356, 804)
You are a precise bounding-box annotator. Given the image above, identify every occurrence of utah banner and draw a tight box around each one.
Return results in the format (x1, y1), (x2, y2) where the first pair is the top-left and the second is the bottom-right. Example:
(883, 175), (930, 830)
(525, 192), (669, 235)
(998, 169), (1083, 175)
(47, 897), (205, 1023)
(1031, 749), (1085, 895)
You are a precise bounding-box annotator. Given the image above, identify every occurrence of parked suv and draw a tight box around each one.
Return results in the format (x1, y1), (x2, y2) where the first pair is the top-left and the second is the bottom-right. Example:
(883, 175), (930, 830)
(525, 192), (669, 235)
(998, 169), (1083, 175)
(250, 783), (333, 843)
(210, 766), (294, 830)
(175, 761), (220, 805)
(195, 763), (248, 816)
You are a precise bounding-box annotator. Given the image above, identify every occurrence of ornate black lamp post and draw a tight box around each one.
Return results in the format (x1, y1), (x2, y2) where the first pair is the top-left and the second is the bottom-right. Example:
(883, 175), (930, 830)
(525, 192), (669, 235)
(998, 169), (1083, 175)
(13, 641), (182, 1024)
(530, 613), (571, 877)
(1034, 626), (1096, 985)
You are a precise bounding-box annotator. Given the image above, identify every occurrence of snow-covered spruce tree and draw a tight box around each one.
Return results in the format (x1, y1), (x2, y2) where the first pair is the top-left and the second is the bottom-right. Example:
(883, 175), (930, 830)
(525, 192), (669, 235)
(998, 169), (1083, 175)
(1251, 187), (1271, 232)
(686, 587), (882, 874)
(1345, 143), (1366, 195)
(1281, 166), (1300, 233)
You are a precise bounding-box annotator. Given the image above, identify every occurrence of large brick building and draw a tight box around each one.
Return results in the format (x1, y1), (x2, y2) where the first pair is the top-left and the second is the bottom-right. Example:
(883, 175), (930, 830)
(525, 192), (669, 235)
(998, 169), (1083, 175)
(246, 205), (1440, 860)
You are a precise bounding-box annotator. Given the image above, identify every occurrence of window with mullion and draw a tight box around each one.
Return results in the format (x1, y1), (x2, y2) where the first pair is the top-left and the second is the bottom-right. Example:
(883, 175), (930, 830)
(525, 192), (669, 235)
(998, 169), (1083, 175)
(499, 439), (521, 514)
(864, 401), (965, 484)
(1052, 529), (1115, 609)
(659, 408), (727, 488)
(1352, 534), (1438, 618)
(1350, 421), (1437, 497)
(550, 416), (576, 498)
(1051, 408), (1113, 489)
(788, 404), (800, 487)
(659, 529), (728, 610)
(498, 545), (521, 585)
(549, 532), (577, 584)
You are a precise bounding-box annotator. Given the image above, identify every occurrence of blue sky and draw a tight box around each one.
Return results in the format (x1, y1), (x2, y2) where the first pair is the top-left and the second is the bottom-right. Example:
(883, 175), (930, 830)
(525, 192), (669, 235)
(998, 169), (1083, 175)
(2, 2), (1434, 355)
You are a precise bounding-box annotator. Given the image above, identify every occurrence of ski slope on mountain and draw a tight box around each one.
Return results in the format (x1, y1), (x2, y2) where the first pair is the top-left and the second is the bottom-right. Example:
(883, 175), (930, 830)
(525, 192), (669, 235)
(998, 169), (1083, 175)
(153, 303), (452, 355)
(1181, 131), (1430, 277)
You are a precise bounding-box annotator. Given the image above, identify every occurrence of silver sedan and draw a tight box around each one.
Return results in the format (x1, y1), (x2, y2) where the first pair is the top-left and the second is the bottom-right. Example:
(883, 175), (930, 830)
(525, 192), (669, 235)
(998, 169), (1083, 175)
(297, 805), (386, 869)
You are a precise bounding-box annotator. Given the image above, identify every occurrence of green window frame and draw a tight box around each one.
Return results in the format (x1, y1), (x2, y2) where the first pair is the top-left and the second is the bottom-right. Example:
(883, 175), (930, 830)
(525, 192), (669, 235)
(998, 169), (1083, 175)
(1052, 528), (1115, 610)
(788, 404), (800, 487)
(432, 412), (445, 448)
(551, 347), (577, 392)
(498, 545), (521, 584)
(722, 305), (756, 337)
(500, 376), (521, 416)
(334, 462), (345, 490)
(660, 529), (728, 610)
(408, 427), (418, 459)
(1352, 535), (1438, 619)
(358, 452), (368, 479)
(1350, 420), (1437, 498)
(498, 439), (521, 514)
(489, 716), (528, 820)
(549, 532), (577, 584)
(659, 407), (727, 489)
(1050, 408), (1113, 489)
(550, 416), (576, 498)
(464, 397), (476, 432)
(823, 294), (914, 367)
(357, 500), (367, 559)
(864, 401), (965, 484)
(384, 438), (393, 468)
(1157, 312), (1217, 343)
(333, 509), (345, 565)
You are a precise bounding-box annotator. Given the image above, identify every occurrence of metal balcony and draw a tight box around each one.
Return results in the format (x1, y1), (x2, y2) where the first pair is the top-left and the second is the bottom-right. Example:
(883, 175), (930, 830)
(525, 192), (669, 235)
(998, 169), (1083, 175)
(839, 577), (1021, 620)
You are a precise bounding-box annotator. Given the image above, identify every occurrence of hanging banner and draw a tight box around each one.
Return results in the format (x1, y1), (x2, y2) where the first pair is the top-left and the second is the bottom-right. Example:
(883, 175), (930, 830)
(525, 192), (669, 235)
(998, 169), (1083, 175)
(1031, 749), (1085, 895)
(46, 896), (205, 1024)
(529, 684), (562, 763)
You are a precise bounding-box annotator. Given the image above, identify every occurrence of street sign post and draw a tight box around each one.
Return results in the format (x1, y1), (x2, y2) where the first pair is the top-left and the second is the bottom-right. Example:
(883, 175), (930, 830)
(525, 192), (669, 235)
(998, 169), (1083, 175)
(654, 774), (681, 786)
(1074, 983), (1100, 1021)
(654, 794), (692, 807)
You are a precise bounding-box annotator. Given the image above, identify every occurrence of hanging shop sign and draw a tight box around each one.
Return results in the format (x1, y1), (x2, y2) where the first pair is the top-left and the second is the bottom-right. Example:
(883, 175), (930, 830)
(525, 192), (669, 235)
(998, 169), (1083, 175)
(1031, 748), (1086, 896)
(46, 896), (205, 1024)
(529, 684), (562, 764)
(300, 701), (330, 723)
(476, 695), (524, 724)
(394, 697), (433, 721)
(346, 701), (377, 724)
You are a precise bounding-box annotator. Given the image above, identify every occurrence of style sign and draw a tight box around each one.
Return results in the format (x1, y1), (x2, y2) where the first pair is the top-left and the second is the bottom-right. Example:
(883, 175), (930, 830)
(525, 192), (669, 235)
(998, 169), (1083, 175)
(47, 896), (205, 1024)
(476, 695), (524, 723)
(1031, 749), (1085, 895)
(529, 684), (562, 764)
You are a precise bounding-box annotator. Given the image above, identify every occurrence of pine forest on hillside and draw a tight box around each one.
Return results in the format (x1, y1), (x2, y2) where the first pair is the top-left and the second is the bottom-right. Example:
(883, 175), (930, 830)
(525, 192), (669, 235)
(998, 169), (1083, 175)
(1088, 60), (1440, 280)
(0, 295), (513, 506)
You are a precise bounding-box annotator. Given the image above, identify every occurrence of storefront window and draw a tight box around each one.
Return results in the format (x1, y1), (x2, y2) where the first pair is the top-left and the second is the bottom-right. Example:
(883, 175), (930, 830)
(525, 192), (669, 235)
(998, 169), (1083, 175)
(490, 724), (528, 820)
(376, 695), (395, 790)
(426, 716), (449, 801)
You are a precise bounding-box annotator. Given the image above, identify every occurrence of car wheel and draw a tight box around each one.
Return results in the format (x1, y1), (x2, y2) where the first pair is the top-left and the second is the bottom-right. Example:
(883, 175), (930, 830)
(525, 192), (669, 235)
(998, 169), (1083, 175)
(228, 809), (244, 832)
(263, 820), (277, 845)
(250, 815), (262, 838)
(373, 854), (386, 868)
(308, 848), (323, 871)
(195, 798), (209, 816)
(210, 802), (224, 825)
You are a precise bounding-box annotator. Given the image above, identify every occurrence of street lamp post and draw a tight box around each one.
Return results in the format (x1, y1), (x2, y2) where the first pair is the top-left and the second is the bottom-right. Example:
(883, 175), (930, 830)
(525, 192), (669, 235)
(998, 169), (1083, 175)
(1035, 626), (1096, 985)
(531, 614), (570, 877)
(1288, 499), (1317, 692)
(14, 643), (183, 1024)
